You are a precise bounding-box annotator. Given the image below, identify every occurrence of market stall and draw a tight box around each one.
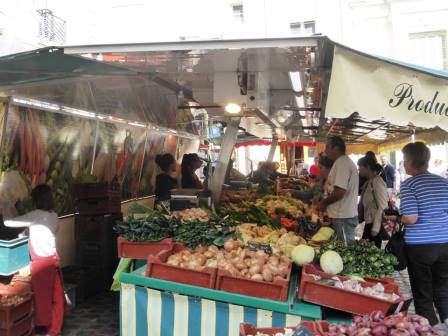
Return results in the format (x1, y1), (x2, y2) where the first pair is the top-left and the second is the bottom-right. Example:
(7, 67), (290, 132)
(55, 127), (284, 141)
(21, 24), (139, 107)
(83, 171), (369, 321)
(0, 36), (448, 336)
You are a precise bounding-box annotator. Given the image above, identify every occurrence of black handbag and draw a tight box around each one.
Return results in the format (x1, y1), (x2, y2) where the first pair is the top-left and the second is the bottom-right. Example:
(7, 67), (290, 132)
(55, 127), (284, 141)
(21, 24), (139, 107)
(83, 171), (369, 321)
(385, 221), (407, 271)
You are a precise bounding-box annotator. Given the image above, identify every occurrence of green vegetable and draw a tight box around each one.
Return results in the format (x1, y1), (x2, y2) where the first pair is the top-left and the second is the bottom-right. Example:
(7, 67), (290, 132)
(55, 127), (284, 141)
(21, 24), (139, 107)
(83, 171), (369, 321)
(320, 250), (344, 275)
(291, 244), (315, 266)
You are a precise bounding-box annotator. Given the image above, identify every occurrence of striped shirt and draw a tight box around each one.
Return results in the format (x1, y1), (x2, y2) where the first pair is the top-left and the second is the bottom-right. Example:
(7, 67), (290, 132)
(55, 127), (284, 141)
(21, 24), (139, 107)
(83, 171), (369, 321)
(400, 172), (448, 245)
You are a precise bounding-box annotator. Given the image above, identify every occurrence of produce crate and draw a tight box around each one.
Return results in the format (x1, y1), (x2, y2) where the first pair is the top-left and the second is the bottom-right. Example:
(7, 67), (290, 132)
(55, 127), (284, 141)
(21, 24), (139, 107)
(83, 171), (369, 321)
(76, 240), (118, 269)
(239, 321), (322, 336)
(298, 264), (403, 316)
(145, 243), (217, 289)
(0, 311), (33, 336)
(118, 237), (173, 259)
(215, 261), (292, 301)
(0, 276), (31, 298)
(0, 237), (30, 276)
(75, 213), (122, 241)
(75, 197), (121, 216)
(0, 293), (33, 329)
(74, 182), (120, 200)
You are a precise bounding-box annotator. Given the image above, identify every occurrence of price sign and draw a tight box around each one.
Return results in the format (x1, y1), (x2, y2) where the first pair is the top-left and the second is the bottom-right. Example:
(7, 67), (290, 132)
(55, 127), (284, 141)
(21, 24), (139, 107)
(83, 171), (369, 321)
(247, 241), (273, 255)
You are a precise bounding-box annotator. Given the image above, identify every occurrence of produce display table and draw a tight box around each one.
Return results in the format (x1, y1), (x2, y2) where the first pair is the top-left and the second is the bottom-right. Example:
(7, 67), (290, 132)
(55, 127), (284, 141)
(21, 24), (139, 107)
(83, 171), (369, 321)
(120, 266), (322, 336)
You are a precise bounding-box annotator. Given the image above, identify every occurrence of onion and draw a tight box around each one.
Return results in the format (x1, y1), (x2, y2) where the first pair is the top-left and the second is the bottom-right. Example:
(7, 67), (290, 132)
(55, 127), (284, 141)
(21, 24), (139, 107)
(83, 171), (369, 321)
(231, 257), (240, 265)
(251, 274), (263, 281)
(235, 261), (246, 270)
(167, 259), (179, 266)
(249, 265), (261, 275)
(262, 269), (273, 282)
(245, 259), (252, 267)
(268, 255), (279, 266)
(197, 245), (207, 254)
(224, 240), (235, 252)
(255, 250), (267, 260)
(203, 251), (214, 259)
(195, 255), (206, 266)
(208, 246), (219, 253)
(247, 250), (255, 258)
(241, 269), (248, 277)
(244, 273), (252, 279)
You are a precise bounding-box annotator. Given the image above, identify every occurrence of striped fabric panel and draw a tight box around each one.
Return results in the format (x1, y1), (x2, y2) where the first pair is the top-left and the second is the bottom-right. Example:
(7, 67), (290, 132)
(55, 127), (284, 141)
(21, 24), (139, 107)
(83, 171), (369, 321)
(121, 284), (303, 336)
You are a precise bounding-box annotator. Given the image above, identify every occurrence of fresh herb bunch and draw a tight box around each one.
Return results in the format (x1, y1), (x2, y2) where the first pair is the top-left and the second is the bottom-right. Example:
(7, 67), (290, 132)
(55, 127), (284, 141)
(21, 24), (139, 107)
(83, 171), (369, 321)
(319, 240), (398, 278)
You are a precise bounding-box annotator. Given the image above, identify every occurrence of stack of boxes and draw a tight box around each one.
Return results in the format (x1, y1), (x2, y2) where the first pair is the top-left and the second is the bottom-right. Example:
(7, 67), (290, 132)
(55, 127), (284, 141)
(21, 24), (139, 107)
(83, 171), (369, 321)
(74, 182), (122, 299)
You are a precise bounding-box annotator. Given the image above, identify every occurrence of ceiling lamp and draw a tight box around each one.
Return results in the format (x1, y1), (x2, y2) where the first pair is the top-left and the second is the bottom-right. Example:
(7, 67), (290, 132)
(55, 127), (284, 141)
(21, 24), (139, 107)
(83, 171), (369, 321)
(225, 103), (242, 114)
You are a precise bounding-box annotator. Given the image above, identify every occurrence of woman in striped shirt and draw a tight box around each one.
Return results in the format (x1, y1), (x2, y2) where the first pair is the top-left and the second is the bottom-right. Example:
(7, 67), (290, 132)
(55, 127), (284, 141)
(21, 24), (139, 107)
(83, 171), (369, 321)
(400, 142), (448, 326)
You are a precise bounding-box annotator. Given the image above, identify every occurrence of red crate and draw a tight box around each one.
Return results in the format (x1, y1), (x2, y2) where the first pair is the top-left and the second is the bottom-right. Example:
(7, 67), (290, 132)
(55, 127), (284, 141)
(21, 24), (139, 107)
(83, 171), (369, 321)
(0, 293), (33, 329)
(298, 264), (404, 316)
(0, 277), (31, 298)
(315, 321), (330, 336)
(76, 197), (121, 215)
(0, 311), (33, 336)
(75, 214), (122, 241)
(145, 243), (217, 289)
(74, 182), (120, 200)
(215, 261), (292, 301)
(239, 321), (322, 336)
(118, 237), (173, 259)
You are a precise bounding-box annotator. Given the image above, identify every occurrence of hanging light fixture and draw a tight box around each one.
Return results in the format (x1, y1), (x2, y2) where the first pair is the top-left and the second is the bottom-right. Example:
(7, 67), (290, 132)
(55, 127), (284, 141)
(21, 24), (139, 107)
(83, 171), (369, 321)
(225, 103), (241, 114)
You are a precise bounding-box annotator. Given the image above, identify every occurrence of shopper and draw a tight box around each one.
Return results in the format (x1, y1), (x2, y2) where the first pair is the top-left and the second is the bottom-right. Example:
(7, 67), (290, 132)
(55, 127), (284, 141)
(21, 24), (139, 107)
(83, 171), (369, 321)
(155, 153), (178, 201)
(400, 142), (448, 326)
(358, 155), (389, 248)
(286, 155), (334, 204)
(251, 162), (275, 185)
(317, 136), (359, 244)
(309, 156), (320, 180)
(269, 162), (288, 180)
(3, 184), (65, 336)
(181, 153), (204, 189)
(381, 155), (396, 197)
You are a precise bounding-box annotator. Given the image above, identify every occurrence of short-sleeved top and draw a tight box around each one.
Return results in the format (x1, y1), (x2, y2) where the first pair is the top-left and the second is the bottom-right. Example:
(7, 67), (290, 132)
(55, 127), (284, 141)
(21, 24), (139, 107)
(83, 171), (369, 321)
(382, 164), (396, 188)
(326, 155), (359, 219)
(155, 173), (178, 201)
(400, 172), (448, 245)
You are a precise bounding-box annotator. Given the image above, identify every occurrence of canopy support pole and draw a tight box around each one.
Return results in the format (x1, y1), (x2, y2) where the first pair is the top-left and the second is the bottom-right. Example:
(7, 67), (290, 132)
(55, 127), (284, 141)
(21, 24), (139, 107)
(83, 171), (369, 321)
(0, 101), (9, 170)
(267, 137), (278, 162)
(210, 117), (241, 206)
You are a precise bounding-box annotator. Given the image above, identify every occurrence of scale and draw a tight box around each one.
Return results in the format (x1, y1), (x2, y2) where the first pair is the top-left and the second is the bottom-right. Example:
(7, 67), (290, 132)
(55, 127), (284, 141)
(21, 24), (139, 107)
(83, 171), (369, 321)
(170, 189), (212, 211)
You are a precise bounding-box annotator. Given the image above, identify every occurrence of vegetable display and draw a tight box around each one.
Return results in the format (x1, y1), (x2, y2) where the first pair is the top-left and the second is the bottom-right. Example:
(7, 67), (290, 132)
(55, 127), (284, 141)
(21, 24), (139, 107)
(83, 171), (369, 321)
(247, 328), (295, 336)
(319, 240), (398, 278)
(166, 239), (291, 283)
(173, 208), (209, 222)
(325, 310), (443, 336)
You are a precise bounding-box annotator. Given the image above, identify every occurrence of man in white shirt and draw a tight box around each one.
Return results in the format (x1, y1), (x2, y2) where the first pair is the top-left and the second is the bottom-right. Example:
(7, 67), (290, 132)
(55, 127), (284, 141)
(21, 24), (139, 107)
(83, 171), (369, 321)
(317, 136), (359, 244)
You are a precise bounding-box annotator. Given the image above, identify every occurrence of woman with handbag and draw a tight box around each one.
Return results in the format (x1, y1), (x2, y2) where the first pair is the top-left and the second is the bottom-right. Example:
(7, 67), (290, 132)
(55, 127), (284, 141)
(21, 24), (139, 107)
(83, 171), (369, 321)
(358, 156), (389, 248)
(400, 142), (448, 327)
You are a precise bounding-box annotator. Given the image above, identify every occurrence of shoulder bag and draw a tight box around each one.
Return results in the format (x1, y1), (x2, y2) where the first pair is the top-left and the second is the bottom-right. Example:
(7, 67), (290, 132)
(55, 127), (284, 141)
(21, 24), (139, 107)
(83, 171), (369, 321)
(385, 220), (407, 271)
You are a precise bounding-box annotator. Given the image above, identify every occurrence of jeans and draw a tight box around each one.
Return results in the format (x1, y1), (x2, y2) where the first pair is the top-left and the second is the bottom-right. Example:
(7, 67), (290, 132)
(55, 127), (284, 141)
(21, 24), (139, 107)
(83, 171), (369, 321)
(331, 216), (358, 244)
(405, 243), (448, 325)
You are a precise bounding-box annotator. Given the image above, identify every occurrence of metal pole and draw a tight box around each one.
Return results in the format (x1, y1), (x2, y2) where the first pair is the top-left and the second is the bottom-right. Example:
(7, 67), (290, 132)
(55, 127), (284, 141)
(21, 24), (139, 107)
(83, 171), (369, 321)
(0, 101), (10, 170)
(137, 129), (149, 194)
(267, 137), (278, 162)
(209, 117), (241, 206)
(90, 119), (99, 175)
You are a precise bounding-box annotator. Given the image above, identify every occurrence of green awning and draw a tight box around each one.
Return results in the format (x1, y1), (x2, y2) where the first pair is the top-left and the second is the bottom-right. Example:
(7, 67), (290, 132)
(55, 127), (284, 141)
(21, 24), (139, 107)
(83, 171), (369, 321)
(0, 47), (137, 87)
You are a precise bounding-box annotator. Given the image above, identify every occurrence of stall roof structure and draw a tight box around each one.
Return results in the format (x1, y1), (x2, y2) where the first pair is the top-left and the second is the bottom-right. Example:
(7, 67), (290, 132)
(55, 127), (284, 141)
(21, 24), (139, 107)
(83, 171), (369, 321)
(1, 36), (448, 150)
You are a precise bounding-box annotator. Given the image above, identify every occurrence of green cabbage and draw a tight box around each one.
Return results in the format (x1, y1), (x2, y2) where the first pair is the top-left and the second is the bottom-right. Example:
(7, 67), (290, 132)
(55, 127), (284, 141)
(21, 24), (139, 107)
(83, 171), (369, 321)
(291, 244), (315, 266)
(320, 250), (343, 274)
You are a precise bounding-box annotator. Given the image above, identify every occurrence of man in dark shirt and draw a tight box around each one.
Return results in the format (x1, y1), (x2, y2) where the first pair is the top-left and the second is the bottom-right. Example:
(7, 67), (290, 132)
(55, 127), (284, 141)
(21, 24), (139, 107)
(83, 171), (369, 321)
(381, 155), (396, 197)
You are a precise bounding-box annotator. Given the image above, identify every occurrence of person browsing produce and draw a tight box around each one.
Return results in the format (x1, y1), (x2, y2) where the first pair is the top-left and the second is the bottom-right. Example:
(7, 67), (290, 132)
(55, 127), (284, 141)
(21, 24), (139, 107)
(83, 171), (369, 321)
(181, 153), (204, 189)
(399, 142), (448, 327)
(155, 153), (178, 201)
(3, 184), (65, 336)
(358, 155), (389, 248)
(283, 155), (334, 204)
(317, 136), (359, 244)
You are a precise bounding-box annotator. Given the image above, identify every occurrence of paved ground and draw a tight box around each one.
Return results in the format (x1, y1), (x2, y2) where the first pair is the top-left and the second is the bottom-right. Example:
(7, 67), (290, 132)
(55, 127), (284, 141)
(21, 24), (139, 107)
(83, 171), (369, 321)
(61, 291), (119, 336)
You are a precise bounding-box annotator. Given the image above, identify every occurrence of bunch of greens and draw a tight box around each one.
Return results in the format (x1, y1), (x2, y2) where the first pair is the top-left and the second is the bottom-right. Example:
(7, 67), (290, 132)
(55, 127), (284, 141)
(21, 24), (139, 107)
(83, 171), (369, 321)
(217, 204), (274, 227)
(319, 240), (398, 279)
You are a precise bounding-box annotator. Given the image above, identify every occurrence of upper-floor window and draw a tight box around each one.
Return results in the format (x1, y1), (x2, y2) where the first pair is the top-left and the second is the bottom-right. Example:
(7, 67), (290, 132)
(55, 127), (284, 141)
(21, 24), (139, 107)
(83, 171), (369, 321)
(232, 3), (244, 24)
(290, 20), (316, 36)
(409, 31), (447, 70)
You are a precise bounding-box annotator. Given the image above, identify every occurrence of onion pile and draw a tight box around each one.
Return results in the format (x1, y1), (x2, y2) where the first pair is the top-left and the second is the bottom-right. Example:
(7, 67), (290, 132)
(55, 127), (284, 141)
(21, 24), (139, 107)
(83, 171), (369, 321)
(174, 208), (209, 222)
(326, 311), (443, 336)
(0, 294), (25, 307)
(165, 239), (291, 283)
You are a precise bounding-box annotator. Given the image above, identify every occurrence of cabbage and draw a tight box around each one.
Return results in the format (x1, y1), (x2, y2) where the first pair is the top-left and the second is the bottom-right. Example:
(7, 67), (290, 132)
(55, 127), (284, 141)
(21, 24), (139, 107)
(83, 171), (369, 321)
(291, 244), (315, 266)
(320, 250), (343, 274)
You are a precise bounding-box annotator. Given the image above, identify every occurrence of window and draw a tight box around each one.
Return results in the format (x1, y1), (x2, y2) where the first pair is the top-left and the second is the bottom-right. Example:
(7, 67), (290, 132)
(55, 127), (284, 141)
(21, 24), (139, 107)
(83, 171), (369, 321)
(290, 21), (316, 36)
(304, 21), (316, 34)
(290, 22), (302, 35)
(409, 31), (447, 70)
(232, 3), (244, 24)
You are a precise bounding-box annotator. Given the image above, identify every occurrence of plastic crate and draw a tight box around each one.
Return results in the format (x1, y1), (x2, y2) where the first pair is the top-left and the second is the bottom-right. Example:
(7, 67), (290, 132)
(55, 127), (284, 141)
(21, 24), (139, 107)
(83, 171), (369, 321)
(0, 293), (33, 329)
(76, 240), (118, 269)
(117, 237), (173, 259)
(215, 261), (292, 301)
(298, 264), (403, 316)
(0, 276), (31, 298)
(0, 237), (30, 276)
(74, 182), (120, 200)
(75, 197), (121, 216)
(75, 214), (122, 241)
(145, 243), (217, 289)
(239, 321), (322, 336)
(0, 311), (33, 336)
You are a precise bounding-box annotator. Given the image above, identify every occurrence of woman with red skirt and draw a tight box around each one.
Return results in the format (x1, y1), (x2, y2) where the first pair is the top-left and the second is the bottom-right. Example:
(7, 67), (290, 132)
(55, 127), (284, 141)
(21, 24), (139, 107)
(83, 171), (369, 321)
(4, 184), (65, 336)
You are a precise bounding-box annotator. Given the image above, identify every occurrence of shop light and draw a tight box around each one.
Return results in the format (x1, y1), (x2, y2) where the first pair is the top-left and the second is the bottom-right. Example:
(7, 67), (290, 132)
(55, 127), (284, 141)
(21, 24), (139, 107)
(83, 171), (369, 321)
(12, 97), (59, 111)
(128, 122), (146, 128)
(62, 106), (96, 118)
(225, 103), (241, 114)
